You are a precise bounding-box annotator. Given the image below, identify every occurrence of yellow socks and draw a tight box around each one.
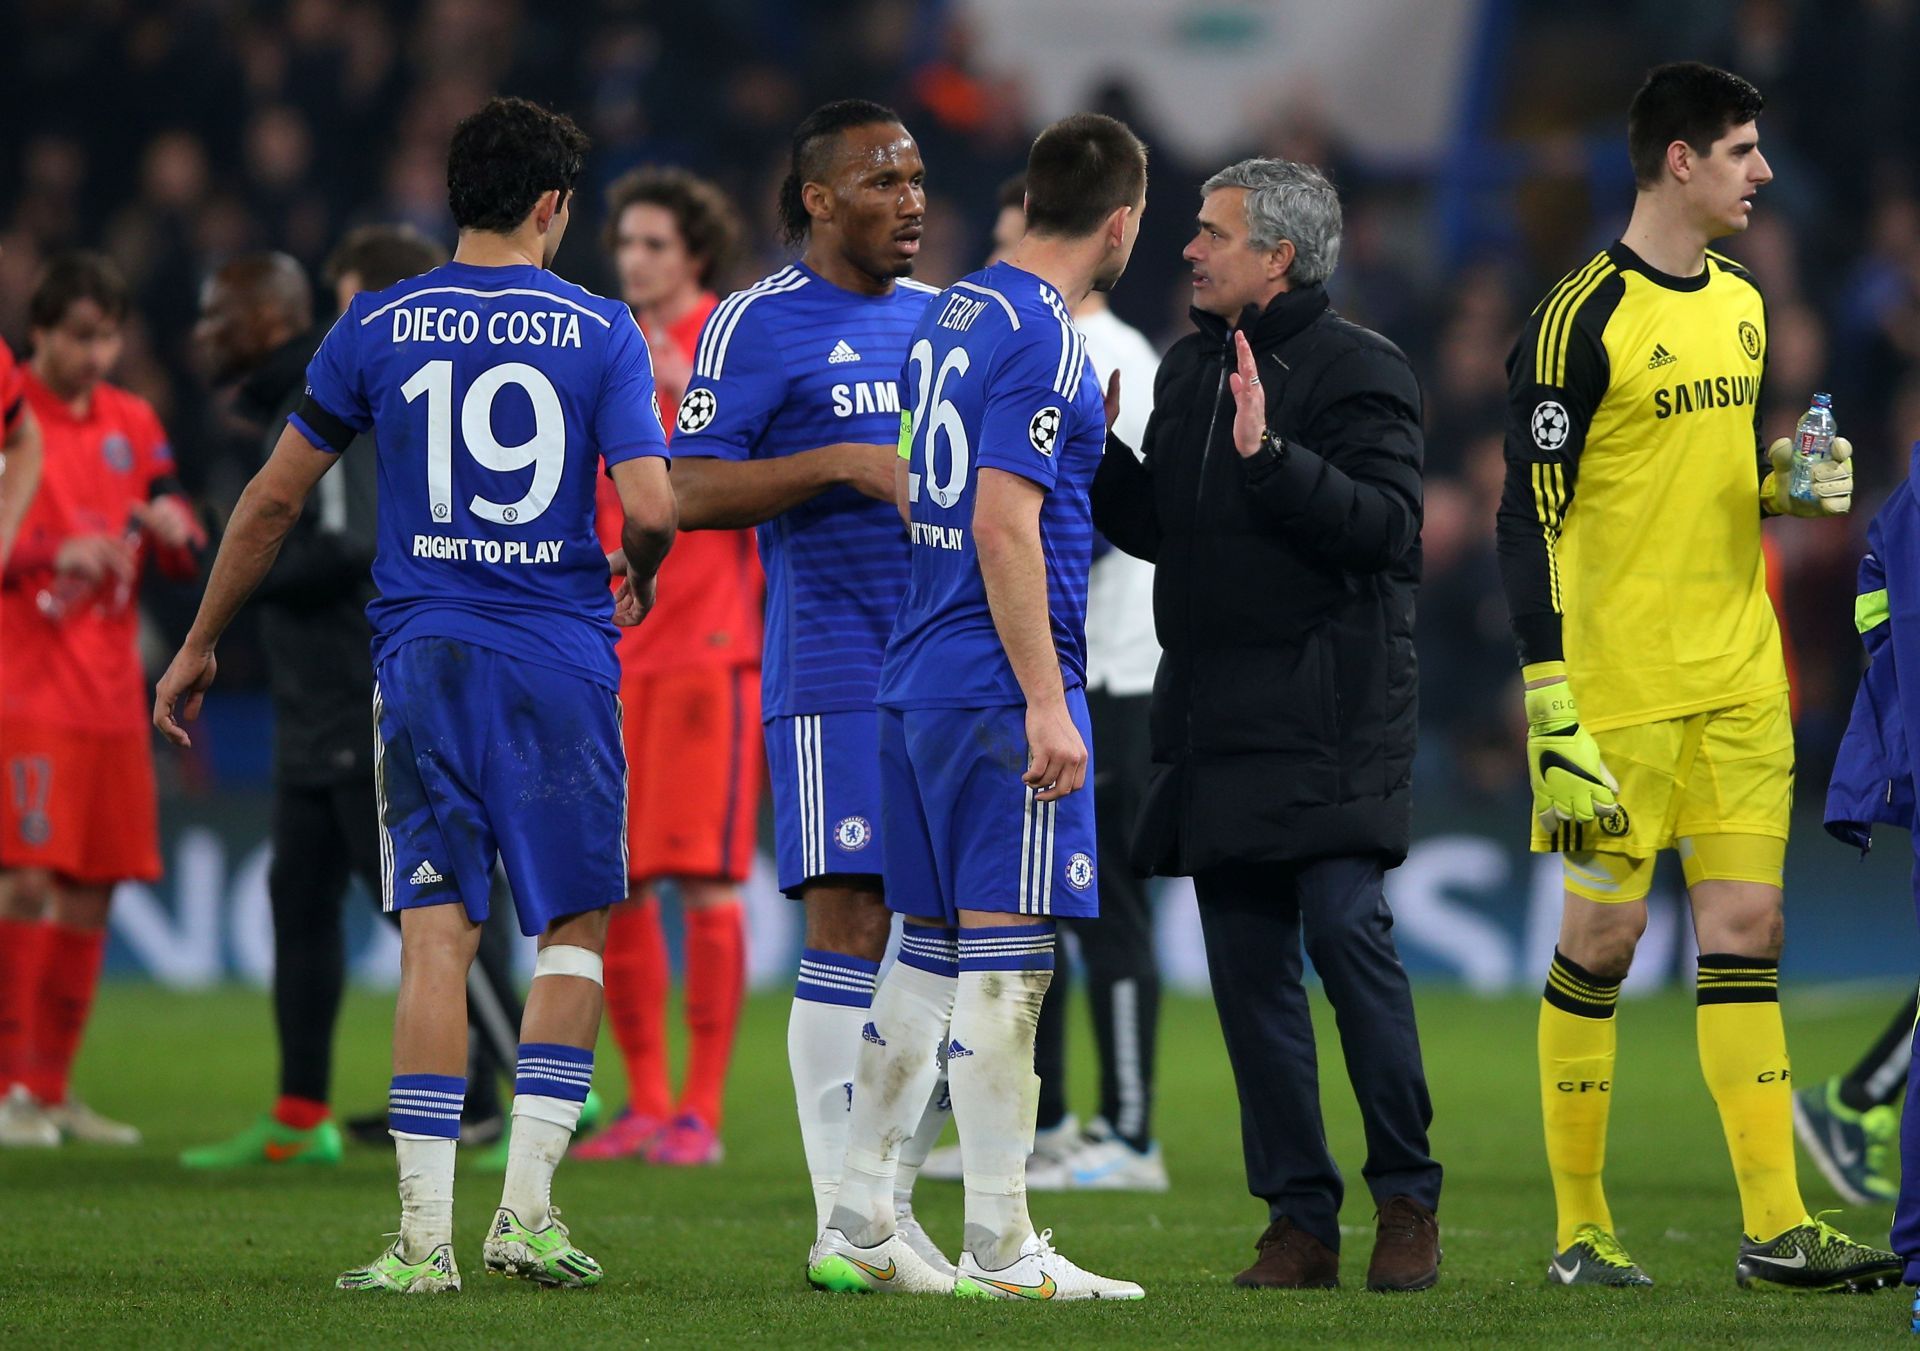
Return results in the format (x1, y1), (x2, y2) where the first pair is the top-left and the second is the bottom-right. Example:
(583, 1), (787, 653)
(1695, 953), (1806, 1241)
(1540, 949), (1620, 1250)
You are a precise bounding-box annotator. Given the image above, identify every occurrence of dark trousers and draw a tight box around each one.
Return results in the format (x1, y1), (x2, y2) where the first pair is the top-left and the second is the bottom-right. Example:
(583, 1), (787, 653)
(270, 776), (523, 1116)
(1195, 855), (1441, 1251)
(1034, 688), (1161, 1148)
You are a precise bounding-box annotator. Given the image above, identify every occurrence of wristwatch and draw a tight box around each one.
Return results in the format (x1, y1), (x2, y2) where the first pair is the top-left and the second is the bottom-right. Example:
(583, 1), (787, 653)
(1258, 428), (1287, 460)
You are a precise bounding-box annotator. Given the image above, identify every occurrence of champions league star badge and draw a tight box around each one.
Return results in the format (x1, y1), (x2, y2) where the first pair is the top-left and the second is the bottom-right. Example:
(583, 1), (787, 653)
(677, 387), (717, 434)
(1028, 406), (1061, 457)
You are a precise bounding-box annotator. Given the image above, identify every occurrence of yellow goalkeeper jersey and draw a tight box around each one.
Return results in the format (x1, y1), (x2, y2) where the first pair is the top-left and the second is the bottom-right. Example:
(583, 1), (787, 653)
(1494, 241), (1787, 732)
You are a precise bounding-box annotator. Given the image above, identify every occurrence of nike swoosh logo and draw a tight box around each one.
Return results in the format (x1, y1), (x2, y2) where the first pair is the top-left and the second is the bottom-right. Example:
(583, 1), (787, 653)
(263, 1141), (307, 1162)
(849, 1257), (897, 1282)
(1551, 1258), (1581, 1283)
(981, 1273), (1058, 1299)
(1746, 1249), (1808, 1269)
(1539, 751), (1607, 787)
(1828, 1120), (1862, 1167)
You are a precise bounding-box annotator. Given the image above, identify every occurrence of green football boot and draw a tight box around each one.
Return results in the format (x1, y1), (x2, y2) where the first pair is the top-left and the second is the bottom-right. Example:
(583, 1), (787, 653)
(1547, 1224), (1654, 1287)
(180, 1115), (343, 1170)
(336, 1241), (460, 1294)
(1736, 1213), (1900, 1292)
(1793, 1076), (1900, 1206)
(483, 1207), (603, 1287)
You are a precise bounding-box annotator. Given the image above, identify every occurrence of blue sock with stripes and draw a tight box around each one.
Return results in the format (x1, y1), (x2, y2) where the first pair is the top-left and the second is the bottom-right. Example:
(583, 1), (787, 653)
(502, 1044), (592, 1227)
(791, 949), (880, 1230)
(951, 925), (1056, 1266)
(389, 1073), (466, 1139)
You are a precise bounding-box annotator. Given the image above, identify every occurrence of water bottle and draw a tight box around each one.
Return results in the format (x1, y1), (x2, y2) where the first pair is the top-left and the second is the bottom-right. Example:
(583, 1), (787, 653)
(1788, 392), (1836, 507)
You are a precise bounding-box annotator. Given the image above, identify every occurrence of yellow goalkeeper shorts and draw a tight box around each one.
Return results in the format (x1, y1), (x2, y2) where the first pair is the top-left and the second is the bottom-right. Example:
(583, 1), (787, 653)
(1530, 692), (1793, 858)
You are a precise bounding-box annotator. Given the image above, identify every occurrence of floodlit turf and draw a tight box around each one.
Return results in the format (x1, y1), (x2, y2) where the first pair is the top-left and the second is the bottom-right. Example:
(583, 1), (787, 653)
(3, 982), (1913, 1346)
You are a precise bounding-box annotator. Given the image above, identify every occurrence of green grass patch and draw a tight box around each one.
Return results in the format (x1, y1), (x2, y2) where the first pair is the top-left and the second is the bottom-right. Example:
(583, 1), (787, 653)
(1, 982), (1912, 1346)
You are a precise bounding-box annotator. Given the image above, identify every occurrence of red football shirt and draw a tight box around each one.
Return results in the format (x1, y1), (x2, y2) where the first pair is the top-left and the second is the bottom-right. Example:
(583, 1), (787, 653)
(598, 293), (763, 676)
(1, 371), (177, 731)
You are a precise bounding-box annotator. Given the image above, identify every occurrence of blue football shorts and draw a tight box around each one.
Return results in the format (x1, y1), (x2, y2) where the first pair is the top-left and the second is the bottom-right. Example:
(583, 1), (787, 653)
(879, 690), (1099, 924)
(374, 637), (628, 937)
(763, 709), (886, 897)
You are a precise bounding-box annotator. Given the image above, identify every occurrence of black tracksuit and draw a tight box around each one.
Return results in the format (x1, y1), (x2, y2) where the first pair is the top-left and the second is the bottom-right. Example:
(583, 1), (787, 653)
(236, 331), (523, 1117)
(1091, 284), (1441, 1249)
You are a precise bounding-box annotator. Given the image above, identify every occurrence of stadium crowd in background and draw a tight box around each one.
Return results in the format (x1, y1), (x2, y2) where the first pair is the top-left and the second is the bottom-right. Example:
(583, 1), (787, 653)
(8, 0), (1920, 809)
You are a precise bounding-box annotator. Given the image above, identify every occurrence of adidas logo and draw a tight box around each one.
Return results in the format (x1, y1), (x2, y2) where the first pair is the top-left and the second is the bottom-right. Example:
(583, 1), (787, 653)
(1647, 342), (1677, 370)
(827, 339), (861, 364)
(946, 1038), (974, 1059)
(862, 1021), (886, 1046)
(410, 860), (445, 886)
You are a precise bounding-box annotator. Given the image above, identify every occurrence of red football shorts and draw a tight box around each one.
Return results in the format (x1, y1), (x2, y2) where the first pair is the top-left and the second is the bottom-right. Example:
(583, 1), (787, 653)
(621, 665), (762, 884)
(0, 721), (161, 883)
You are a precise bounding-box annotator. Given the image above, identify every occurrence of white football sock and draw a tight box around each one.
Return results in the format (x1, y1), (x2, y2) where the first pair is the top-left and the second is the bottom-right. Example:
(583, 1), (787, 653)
(790, 949), (879, 1231)
(393, 1133), (456, 1262)
(829, 931), (958, 1245)
(499, 1042), (594, 1229)
(500, 1098), (580, 1229)
(895, 1065), (952, 1207)
(950, 926), (1055, 1270)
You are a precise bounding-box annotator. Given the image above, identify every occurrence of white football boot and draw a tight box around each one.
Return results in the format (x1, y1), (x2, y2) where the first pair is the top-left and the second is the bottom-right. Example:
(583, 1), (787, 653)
(808, 1225), (955, 1294)
(954, 1228), (1145, 1301)
(45, 1097), (142, 1146)
(0, 1085), (59, 1148)
(893, 1201), (956, 1278)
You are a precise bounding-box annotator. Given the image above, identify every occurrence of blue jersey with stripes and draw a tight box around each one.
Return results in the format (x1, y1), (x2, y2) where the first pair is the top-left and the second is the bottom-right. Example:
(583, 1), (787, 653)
(295, 259), (668, 688)
(670, 262), (938, 718)
(878, 262), (1105, 710)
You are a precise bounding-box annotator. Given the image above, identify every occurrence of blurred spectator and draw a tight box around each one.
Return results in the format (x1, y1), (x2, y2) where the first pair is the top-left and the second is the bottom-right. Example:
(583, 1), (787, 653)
(3, 0), (1916, 802)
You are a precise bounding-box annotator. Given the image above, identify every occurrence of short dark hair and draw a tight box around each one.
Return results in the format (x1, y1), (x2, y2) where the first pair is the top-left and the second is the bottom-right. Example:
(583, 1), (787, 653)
(602, 167), (742, 288)
(324, 224), (449, 293)
(1628, 62), (1764, 189)
(1022, 113), (1147, 239)
(777, 99), (904, 248)
(996, 173), (1027, 213)
(29, 250), (130, 330)
(447, 96), (590, 233)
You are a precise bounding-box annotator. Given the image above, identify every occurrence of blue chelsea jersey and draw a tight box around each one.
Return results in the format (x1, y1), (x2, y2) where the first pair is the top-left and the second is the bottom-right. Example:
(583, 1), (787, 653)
(878, 262), (1105, 710)
(293, 260), (668, 688)
(671, 262), (938, 718)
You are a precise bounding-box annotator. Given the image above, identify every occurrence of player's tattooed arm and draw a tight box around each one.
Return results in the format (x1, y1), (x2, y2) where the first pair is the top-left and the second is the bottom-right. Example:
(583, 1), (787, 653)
(671, 443), (897, 529)
(155, 424), (337, 746)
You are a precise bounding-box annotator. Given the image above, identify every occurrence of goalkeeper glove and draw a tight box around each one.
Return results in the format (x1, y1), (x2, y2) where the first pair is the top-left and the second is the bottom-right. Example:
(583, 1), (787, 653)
(1523, 662), (1623, 837)
(1762, 436), (1853, 517)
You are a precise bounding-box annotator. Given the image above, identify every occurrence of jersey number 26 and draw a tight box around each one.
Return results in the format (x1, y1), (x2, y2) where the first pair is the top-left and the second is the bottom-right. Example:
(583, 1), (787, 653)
(905, 338), (970, 508)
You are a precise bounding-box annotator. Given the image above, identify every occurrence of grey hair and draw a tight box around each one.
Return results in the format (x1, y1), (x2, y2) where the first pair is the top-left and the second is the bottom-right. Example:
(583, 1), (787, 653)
(1201, 158), (1343, 286)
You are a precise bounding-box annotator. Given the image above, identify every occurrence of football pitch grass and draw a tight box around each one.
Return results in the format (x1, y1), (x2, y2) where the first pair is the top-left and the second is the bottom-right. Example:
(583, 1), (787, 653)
(5, 982), (1915, 1347)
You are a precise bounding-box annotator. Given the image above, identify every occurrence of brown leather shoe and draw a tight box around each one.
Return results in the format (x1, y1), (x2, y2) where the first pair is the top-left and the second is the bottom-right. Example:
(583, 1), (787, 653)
(1233, 1217), (1339, 1289)
(1366, 1195), (1441, 1292)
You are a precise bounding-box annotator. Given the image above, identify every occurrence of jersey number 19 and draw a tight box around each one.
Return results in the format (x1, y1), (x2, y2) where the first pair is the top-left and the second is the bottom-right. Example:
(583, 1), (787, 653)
(401, 359), (565, 527)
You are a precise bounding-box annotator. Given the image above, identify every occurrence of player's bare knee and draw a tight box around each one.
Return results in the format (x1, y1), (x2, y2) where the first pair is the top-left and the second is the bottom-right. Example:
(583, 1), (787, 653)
(0, 869), (53, 921)
(542, 905), (611, 955)
(1558, 898), (1645, 981)
(51, 882), (112, 930)
(399, 906), (482, 969)
(802, 879), (889, 959)
(676, 878), (738, 911)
